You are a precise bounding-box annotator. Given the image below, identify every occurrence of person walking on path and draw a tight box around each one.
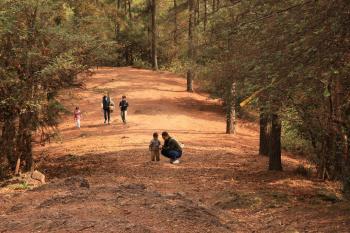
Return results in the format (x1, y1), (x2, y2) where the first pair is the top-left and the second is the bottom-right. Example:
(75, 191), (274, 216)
(149, 132), (161, 161)
(74, 107), (82, 129)
(102, 93), (111, 124)
(119, 95), (129, 124)
(161, 131), (182, 164)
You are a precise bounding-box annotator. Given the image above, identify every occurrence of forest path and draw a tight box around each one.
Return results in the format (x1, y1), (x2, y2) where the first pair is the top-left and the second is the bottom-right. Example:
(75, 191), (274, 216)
(0, 67), (349, 233)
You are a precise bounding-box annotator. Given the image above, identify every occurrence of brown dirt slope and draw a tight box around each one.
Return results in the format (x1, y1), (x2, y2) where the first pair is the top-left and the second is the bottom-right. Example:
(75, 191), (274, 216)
(0, 67), (349, 233)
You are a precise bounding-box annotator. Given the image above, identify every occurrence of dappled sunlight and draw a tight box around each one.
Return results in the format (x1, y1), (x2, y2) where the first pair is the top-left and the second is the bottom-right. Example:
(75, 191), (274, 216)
(3, 67), (349, 233)
(268, 178), (320, 191)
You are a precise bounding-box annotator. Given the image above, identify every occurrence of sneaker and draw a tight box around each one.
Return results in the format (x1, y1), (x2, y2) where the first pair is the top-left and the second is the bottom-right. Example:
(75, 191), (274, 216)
(172, 160), (180, 164)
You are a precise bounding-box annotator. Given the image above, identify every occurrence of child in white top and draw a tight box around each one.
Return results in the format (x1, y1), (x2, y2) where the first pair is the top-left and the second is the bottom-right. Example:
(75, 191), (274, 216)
(74, 107), (82, 128)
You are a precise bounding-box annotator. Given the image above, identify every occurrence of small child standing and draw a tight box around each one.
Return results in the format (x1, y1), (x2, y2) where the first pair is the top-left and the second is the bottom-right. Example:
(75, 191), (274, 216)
(74, 107), (82, 129)
(149, 132), (161, 161)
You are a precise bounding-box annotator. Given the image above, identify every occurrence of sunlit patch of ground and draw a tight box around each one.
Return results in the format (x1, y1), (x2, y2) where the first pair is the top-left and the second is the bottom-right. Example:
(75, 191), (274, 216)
(1, 67), (349, 233)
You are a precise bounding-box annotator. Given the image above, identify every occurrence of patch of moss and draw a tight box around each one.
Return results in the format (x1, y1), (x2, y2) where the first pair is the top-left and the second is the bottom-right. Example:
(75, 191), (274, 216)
(8, 181), (31, 190)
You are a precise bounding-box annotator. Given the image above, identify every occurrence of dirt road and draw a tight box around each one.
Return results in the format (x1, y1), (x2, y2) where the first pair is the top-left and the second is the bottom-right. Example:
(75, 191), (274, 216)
(0, 67), (349, 232)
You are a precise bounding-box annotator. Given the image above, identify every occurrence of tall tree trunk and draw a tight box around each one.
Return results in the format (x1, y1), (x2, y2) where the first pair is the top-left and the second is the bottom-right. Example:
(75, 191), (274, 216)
(344, 134), (350, 198)
(16, 111), (34, 172)
(268, 113), (282, 171)
(147, 0), (151, 50)
(342, 105), (350, 198)
(187, 0), (195, 92)
(0, 113), (16, 175)
(187, 70), (194, 92)
(151, 0), (158, 70)
(323, 76), (344, 179)
(226, 81), (236, 134)
(173, 0), (178, 44)
(124, 0), (127, 15)
(128, 0), (132, 19)
(259, 111), (269, 156)
(333, 75), (344, 178)
(115, 0), (121, 39)
(195, 0), (200, 25)
(204, 0), (207, 31)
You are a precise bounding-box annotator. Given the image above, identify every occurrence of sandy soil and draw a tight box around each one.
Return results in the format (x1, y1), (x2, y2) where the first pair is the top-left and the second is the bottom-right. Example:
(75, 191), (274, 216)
(0, 67), (349, 233)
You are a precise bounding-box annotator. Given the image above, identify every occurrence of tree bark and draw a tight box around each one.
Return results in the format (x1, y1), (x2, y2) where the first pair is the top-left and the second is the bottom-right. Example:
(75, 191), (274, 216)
(173, 0), (178, 44)
(333, 75), (344, 178)
(115, 0), (121, 40)
(344, 134), (350, 198)
(204, 0), (207, 31)
(259, 111), (269, 156)
(187, 0), (195, 92)
(268, 113), (282, 171)
(128, 0), (132, 19)
(16, 111), (34, 172)
(124, 0), (127, 15)
(322, 76), (344, 179)
(151, 0), (158, 70)
(187, 70), (194, 92)
(195, 0), (200, 25)
(0, 113), (16, 175)
(226, 81), (236, 134)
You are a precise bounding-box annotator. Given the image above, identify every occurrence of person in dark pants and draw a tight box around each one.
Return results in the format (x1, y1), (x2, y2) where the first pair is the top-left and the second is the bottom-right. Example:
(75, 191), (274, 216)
(102, 93), (111, 124)
(161, 131), (182, 164)
(119, 95), (129, 124)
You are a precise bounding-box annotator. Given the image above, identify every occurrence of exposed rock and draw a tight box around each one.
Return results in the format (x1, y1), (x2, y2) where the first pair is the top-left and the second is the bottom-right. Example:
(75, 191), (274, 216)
(31, 170), (46, 184)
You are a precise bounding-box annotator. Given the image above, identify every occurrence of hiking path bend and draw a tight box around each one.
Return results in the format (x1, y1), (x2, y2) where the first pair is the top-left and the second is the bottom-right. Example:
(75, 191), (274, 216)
(0, 67), (349, 233)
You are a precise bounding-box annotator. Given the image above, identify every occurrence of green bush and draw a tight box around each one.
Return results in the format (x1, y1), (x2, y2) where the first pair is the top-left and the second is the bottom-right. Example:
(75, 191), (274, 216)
(281, 114), (313, 156)
(132, 59), (151, 69)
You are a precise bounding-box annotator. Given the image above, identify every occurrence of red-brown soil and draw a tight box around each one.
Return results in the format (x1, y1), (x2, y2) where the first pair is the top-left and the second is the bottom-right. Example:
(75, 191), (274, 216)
(1, 67), (349, 233)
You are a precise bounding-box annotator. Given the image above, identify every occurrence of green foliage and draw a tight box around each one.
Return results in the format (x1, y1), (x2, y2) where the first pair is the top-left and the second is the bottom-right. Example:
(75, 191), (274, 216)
(133, 58), (151, 69)
(281, 109), (313, 156)
(8, 181), (31, 190)
(0, 0), (118, 172)
(44, 100), (70, 127)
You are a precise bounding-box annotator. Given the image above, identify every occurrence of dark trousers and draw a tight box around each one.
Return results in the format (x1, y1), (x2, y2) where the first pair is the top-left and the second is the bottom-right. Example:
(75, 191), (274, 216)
(104, 109), (110, 123)
(161, 150), (182, 160)
(121, 110), (127, 123)
(151, 150), (160, 161)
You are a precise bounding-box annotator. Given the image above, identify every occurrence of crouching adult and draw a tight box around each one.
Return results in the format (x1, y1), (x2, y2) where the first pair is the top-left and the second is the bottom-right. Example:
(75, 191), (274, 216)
(161, 131), (182, 164)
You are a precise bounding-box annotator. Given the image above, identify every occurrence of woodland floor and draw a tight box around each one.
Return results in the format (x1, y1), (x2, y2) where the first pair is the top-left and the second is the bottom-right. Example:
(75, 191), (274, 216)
(0, 67), (349, 233)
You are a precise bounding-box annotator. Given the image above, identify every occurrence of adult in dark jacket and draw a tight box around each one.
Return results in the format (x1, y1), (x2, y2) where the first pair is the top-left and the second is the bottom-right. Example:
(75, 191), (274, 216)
(161, 131), (182, 164)
(102, 93), (111, 124)
(119, 95), (129, 124)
